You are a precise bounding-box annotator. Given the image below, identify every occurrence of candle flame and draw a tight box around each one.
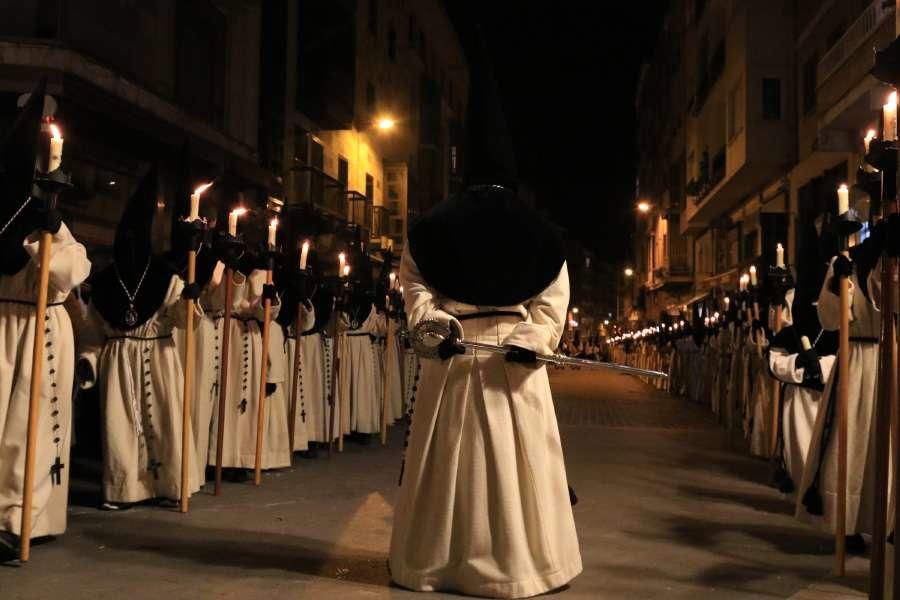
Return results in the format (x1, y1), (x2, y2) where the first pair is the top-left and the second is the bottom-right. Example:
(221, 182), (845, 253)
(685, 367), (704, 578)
(749, 265), (756, 274)
(389, 272), (396, 281)
(302, 240), (310, 250)
(838, 183), (848, 192)
(342, 265), (351, 277)
(888, 91), (898, 108)
(270, 218), (278, 228)
(338, 252), (346, 263)
(193, 182), (214, 196)
(231, 207), (247, 218)
(865, 129), (877, 142)
(49, 124), (62, 140)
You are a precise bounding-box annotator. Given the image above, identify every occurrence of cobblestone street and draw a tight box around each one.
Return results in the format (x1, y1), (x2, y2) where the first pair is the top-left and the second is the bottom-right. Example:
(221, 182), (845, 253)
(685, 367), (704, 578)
(2, 369), (868, 599)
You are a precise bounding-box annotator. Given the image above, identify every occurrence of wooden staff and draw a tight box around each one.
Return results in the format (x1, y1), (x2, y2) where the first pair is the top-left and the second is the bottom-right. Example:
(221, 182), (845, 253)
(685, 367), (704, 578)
(254, 264), (275, 486)
(288, 302), (303, 452)
(180, 244), (198, 513)
(769, 304), (783, 458)
(213, 268), (235, 495)
(380, 317), (395, 445)
(18, 226), (53, 563)
(835, 248), (850, 577)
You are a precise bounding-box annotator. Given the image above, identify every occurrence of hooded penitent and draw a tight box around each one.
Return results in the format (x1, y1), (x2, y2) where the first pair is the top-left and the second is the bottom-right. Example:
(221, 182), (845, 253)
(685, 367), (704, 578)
(91, 164), (174, 330)
(0, 80), (45, 275)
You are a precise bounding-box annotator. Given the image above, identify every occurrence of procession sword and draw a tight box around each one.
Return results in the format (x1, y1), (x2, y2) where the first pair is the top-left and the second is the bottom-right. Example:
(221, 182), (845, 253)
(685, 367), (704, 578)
(410, 320), (668, 378)
(19, 168), (71, 563)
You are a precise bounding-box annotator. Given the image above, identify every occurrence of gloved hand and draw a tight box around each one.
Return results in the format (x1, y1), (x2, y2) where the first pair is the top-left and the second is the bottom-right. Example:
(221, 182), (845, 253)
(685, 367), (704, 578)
(265, 382), (277, 397)
(437, 323), (465, 360)
(796, 349), (823, 386)
(262, 283), (278, 302)
(829, 254), (853, 295)
(33, 206), (62, 234)
(181, 282), (202, 301)
(175, 218), (206, 252)
(76, 358), (95, 385)
(213, 232), (245, 270)
(506, 346), (538, 364)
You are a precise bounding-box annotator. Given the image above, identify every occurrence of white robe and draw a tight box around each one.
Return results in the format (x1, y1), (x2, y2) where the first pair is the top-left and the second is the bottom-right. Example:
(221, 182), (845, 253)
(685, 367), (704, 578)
(341, 305), (380, 434)
(285, 302), (325, 447)
(173, 262), (226, 486)
(264, 322), (293, 466)
(796, 257), (884, 534)
(0, 224), (90, 537)
(208, 270), (282, 469)
(81, 275), (201, 504)
(390, 251), (582, 599)
(769, 349), (834, 488)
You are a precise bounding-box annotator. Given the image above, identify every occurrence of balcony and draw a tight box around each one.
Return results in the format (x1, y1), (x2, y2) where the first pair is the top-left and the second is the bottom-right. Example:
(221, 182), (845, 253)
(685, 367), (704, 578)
(290, 166), (347, 219)
(347, 191), (372, 238)
(817, 0), (892, 88)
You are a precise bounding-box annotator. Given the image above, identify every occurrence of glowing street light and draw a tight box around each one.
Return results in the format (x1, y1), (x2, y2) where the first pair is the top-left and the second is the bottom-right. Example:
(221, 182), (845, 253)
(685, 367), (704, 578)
(572, 307), (579, 314)
(376, 116), (396, 131)
(624, 267), (634, 277)
(637, 201), (651, 214)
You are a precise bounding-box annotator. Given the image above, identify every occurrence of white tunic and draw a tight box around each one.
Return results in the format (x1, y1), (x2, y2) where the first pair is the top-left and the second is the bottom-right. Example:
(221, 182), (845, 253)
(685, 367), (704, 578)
(390, 251), (582, 598)
(0, 224), (90, 537)
(285, 303), (333, 444)
(264, 321), (294, 466)
(797, 257), (884, 533)
(341, 305), (380, 434)
(208, 270), (282, 469)
(81, 275), (201, 504)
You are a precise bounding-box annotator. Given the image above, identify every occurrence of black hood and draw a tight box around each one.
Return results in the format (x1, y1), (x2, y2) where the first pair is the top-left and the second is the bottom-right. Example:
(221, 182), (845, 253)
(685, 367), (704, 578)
(408, 185), (564, 306)
(0, 80), (45, 275)
(92, 163), (174, 331)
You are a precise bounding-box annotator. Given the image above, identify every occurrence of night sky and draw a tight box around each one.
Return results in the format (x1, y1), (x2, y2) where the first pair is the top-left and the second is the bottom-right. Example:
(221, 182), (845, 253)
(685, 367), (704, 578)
(446, 1), (667, 263)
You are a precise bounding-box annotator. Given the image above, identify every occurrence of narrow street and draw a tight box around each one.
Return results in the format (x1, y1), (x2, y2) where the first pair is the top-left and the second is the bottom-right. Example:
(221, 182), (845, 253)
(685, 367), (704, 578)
(2, 369), (868, 599)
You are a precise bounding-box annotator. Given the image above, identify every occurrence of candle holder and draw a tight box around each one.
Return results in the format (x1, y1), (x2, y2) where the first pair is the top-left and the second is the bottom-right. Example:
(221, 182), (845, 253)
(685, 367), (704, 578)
(33, 169), (74, 209)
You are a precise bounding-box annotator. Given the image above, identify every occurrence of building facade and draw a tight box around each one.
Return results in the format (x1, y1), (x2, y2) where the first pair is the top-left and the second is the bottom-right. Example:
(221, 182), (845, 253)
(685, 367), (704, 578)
(631, 0), (891, 324)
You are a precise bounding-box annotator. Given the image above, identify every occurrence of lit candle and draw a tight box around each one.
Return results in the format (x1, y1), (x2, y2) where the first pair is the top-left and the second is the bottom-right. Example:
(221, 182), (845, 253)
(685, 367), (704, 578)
(48, 124), (64, 172)
(227, 207), (246, 236)
(299, 240), (310, 270)
(724, 296), (730, 310)
(191, 182), (213, 221)
(837, 183), (849, 215)
(884, 91), (898, 142)
(776, 243), (785, 268)
(342, 264), (351, 278)
(399, 285), (404, 295)
(801, 336), (812, 351)
(338, 252), (346, 274)
(749, 265), (757, 287)
(268, 218), (278, 247)
(864, 129), (877, 154)
(389, 272), (397, 290)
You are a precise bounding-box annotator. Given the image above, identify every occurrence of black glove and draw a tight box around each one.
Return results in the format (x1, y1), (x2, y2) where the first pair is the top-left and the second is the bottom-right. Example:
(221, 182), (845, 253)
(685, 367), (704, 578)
(262, 283), (278, 302)
(437, 335), (465, 360)
(829, 254), (853, 295)
(265, 382), (277, 397)
(506, 346), (538, 364)
(33, 206), (62, 234)
(181, 282), (202, 301)
(796, 349), (823, 386)
(213, 232), (245, 270)
(175, 219), (206, 252)
(76, 358), (94, 386)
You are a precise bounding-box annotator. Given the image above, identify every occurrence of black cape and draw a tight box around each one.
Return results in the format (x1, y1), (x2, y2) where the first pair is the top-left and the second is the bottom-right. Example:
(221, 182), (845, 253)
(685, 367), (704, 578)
(407, 185), (564, 307)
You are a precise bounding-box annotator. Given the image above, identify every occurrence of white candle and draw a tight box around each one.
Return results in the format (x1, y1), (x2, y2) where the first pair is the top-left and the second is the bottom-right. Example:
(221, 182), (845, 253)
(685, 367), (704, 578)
(864, 129), (877, 154)
(299, 240), (310, 270)
(724, 296), (730, 309)
(48, 124), (63, 172)
(389, 272), (397, 290)
(837, 183), (849, 215)
(776, 243), (785, 268)
(268, 218), (278, 247)
(884, 92), (898, 142)
(228, 207), (246, 236)
(749, 265), (757, 286)
(342, 264), (351, 278)
(338, 252), (346, 274)
(399, 285), (404, 295)
(801, 336), (812, 351)
(191, 182), (213, 221)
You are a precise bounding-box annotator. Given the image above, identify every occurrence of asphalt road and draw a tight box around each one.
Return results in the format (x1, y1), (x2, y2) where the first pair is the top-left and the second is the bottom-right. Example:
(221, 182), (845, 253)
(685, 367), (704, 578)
(1, 368), (869, 599)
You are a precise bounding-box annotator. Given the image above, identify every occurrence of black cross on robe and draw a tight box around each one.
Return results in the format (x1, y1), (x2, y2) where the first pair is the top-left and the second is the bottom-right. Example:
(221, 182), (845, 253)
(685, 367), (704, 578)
(50, 456), (65, 486)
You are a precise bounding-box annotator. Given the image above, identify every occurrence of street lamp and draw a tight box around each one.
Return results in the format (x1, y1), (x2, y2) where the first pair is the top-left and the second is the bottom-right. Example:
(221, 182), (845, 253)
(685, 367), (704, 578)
(624, 267), (634, 277)
(376, 116), (396, 131)
(617, 267), (635, 321)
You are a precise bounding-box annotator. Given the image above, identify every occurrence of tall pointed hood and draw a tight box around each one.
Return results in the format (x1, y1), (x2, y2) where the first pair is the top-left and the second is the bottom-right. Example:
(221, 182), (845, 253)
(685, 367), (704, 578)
(464, 29), (517, 189)
(0, 80), (46, 275)
(92, 163), (174, 331)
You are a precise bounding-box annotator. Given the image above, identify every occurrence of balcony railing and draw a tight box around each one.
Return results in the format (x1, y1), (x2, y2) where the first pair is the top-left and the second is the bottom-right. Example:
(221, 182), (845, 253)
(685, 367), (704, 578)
(818, 0), (891, 86)
(290, 166), (347, 218)
(371, 205), (391, 238)
(347, 191), (372, 237)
